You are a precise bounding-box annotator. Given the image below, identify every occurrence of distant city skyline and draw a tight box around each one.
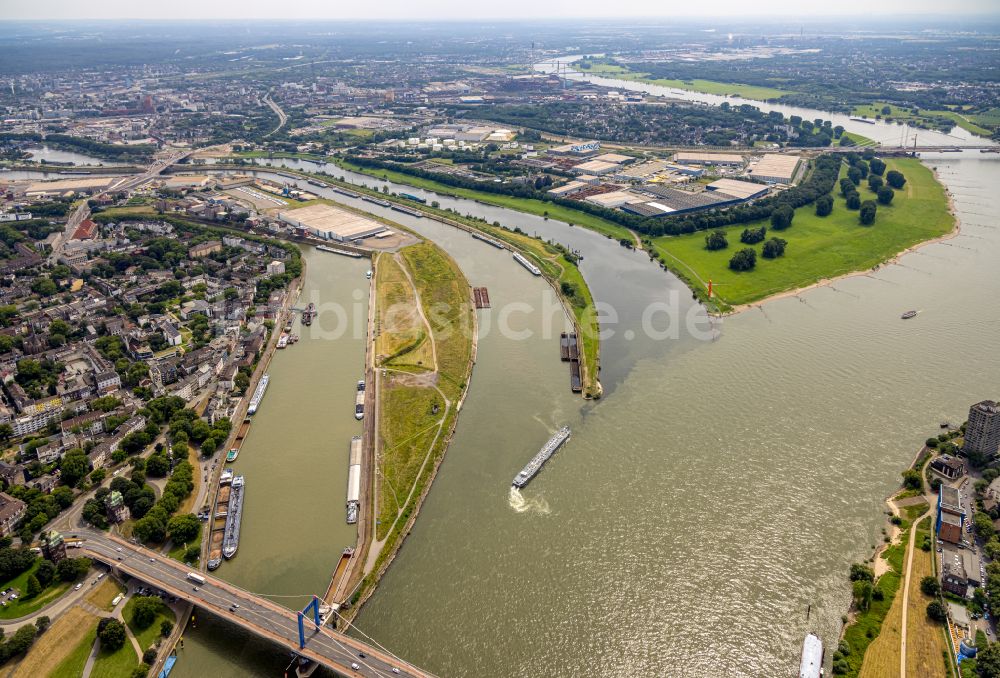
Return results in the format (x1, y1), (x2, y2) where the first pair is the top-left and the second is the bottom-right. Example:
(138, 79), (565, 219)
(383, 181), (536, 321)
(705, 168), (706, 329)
(1, 0), (999, 20)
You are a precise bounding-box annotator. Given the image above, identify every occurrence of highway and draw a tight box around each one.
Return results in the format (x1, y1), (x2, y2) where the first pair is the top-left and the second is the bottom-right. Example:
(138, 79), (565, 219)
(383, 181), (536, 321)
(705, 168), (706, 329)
(77, 530), (434, 678)
(263, 93), (288, 138)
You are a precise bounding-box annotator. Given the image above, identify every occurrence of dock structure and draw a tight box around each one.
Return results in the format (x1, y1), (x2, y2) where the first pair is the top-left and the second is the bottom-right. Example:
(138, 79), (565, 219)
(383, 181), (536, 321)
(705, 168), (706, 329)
(472, 287), (491, 309)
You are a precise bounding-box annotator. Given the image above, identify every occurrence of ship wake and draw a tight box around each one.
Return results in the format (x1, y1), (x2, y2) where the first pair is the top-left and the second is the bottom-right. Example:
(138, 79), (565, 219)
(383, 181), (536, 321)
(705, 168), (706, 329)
(508, 487), (550, 515)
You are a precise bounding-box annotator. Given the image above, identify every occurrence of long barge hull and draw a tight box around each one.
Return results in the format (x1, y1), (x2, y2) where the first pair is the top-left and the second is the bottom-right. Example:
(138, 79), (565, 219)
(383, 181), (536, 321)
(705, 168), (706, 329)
(247, 374), (269, 415)
(513, 251), (542, 276)
(512, 427), (571, 488)
(471, 232), (506, 249)
(222, 476), (245, 559)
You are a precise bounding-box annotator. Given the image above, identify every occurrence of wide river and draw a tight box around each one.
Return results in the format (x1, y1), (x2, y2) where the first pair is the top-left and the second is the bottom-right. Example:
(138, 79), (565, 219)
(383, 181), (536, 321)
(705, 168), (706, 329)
(11, 90), (999, 676)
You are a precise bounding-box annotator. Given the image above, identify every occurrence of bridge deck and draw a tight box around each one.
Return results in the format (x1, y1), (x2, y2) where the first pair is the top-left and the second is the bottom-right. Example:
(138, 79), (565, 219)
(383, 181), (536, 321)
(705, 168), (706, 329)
(79, 530), (432, 678)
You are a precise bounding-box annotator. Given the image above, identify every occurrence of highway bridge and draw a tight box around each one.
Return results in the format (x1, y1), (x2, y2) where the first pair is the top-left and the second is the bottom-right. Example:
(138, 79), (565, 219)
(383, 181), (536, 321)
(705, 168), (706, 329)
(77, 529), (434, 678)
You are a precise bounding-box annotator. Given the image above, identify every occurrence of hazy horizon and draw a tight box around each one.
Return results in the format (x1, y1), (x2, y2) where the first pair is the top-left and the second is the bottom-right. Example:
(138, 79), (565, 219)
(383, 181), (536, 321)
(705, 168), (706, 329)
(2, 0), (999, 21)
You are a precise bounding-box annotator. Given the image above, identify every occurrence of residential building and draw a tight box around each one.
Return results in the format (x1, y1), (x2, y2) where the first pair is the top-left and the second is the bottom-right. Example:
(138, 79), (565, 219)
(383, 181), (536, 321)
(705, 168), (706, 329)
(0, 492), (26, 537)
(929, 455), (965, 480)
(188, 240), (223, 258)
(937, 484), (966, 544)
(964, 401), (1000, 459)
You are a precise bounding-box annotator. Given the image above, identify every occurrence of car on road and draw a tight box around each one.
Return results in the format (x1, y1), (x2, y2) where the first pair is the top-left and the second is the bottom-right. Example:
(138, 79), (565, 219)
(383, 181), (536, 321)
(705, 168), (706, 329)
(391, 669), (400, 675)
(74, 583), (83, 591)
(351, 664), (360, 671)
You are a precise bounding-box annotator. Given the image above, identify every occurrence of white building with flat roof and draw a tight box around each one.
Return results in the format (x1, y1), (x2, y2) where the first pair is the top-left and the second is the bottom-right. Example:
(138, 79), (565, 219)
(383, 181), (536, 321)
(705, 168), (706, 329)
(278, 203), (386, 242)
(748, 154), (801, 184)
(673, 152), (745, 167)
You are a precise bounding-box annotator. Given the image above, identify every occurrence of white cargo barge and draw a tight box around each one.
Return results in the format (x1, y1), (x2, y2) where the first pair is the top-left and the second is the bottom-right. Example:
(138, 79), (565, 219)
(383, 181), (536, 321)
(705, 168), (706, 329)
(247, 374), (269, 415)
(798, 633), (824, 678)
(347, 436), (362, 524)
(512, 427), (570, 488)
(513, 251), (542, 276)
(471, 231), (506, 249)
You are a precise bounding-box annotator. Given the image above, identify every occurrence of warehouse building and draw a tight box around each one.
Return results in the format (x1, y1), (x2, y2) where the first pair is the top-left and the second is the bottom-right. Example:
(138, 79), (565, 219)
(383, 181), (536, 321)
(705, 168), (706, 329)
(706, 178), (770, 201)
(673, 152), (745, 167)
(278, 203), (386, 242)
(748, 154), (801, 184)
(571, 160), (620, 176)
(25, 176), (119, 197)
(622, 185), (744, 217)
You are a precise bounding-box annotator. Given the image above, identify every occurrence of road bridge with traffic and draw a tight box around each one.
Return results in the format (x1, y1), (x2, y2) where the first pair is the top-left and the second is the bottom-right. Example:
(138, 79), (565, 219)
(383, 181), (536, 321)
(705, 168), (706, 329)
(77, 529), (433, 678)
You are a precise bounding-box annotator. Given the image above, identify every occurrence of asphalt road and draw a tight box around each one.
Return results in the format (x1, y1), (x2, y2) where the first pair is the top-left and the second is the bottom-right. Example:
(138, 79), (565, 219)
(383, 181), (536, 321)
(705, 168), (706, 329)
(78, 530), (431, 678)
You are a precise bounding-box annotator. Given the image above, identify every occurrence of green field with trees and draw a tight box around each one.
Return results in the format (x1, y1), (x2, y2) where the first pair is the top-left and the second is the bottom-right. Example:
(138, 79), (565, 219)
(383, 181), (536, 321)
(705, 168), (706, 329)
(650, 157), (953, 310)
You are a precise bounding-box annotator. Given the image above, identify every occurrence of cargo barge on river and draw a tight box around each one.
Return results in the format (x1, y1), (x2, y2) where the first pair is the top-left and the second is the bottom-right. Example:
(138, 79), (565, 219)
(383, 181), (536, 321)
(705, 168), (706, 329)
(513, 251), (542, 276)
(247, 374), (269, 415)
(347, 436), (362, 524)
(222, 475), (245, 560)
(512, 427), (571, 488)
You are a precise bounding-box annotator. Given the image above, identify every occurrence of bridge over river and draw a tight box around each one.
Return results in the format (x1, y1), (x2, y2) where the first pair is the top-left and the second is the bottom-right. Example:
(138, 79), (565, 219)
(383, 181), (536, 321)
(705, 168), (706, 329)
(77, 529), (433, 678)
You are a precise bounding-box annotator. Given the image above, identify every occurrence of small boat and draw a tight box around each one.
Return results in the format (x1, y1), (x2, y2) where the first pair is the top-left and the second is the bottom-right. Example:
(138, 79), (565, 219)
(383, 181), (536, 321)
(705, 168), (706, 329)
(901, 310), (917, 319)
(226, 448), (239, 462)
(277, 334), (289, 349)
(940, 422), (951, 429)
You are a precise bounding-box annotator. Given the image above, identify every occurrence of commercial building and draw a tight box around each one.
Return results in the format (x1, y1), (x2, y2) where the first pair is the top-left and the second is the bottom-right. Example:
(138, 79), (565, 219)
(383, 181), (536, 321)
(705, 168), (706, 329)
(964, 400), (1000, 459)
(940, 545), (982, 597)
(622, 184), (746, 217)
(937, 484), (966, 545)
(549, 141), (601, 156)
(592, 152), (634, 165)
(25, 176), (119, 197)
(673, 152), (745, 167)
(278, 203), (386, 242)
(748, 155), (801, 184)
(570, 160), (620, 176)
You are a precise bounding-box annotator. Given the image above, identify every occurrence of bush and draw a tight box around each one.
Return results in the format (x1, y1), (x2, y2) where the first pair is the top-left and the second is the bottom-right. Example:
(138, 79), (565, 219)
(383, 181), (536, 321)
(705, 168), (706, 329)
(728, 248), (757, 272)
(846, 192), (861, 210)
(877, 186), (894, 205)
(902, 469), (922, 491)
(815, 194), (833, 217)
(920, 576), (941, 597)
(868, 175), (884, 191)
(143, 648), (158, 664)
(869, 158), (886, 176)
(160, 620), (173, 637)
(886, 170), (906, 189)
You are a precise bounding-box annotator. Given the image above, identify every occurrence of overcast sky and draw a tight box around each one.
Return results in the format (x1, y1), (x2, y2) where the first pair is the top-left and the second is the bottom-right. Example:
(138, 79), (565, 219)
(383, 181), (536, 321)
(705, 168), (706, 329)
(1, 0), (998, 20)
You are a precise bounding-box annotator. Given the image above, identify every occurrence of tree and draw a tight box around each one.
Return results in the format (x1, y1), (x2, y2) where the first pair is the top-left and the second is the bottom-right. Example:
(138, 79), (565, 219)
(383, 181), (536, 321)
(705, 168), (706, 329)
(200, 437), (217, 456)
(704, 230), (728, 251)
(920, 575), (940, 597)
(167, 514), (200, 545)
(143, 648), (158, 664)
(35, 559), (55, 587)
(25, 574), (41, 598)
(846, 192), (861, 210)
(728, 248), (757, 272)
(876, 186), (894, 205)
(926, 600), (948, 623)
(869, 158), (886, 176)
(35, 615), (50, 633)
(740, 226), (767, 244)
(901, 469), (922, 491)
(160, 620), (174, 637)
(859, 201), (877, 225)
(59, 449), (90, 488)
(850, 563), (875, 582)
(977, 640), (1000, 677)
(975, 511), (996, 540)
(815, 194), (833, 217)
(97, 618), (126, 651)
(867, 175), (884, 191)
(56, 557), (91, 582)
(770, 204), (794, 231)
(847, 166), (862, 186)
(145, 454), (169, 478)
(130, 596), (163, 630)
(852, 580), (873, 611)
(761, 238), (787, 259)
(886, 170), (906, 189)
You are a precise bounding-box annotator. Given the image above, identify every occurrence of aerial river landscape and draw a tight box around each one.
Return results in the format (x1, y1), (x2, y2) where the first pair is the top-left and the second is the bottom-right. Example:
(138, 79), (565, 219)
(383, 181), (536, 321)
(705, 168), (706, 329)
(6, 78), (998, 678)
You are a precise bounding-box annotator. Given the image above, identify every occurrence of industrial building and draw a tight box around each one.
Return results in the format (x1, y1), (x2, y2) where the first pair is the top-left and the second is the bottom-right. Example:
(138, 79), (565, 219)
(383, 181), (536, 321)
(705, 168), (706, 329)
(673, 152), (745, 167)
(278, 203), (386, 242)
(622, 185), (744, 217)
(549, 141), (601, 156)
(25, 176), (119, 197)
(705, 178), (769, 201)
(571, 160), (619, 176)
(748, 154), (801, 184)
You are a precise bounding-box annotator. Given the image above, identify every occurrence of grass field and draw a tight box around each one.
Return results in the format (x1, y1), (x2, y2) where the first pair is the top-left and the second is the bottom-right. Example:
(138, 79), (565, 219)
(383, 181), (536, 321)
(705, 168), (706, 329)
(375, 254), (434, 371)
(375, 242), (473, 541)
(91, 633), (139, 677)
(335, 158), (634, 241)
(578, 62), (790, 100)
(906, 517), (949, 678)
(851, 102), (994, 138)
(123, 595), (176, 651)
(841, 131), (878, 147)
(0, 560), (73, 619)
(13, 607), (99, 678)
(650, 157), (954, 309)
(87, 577), (126, 611)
